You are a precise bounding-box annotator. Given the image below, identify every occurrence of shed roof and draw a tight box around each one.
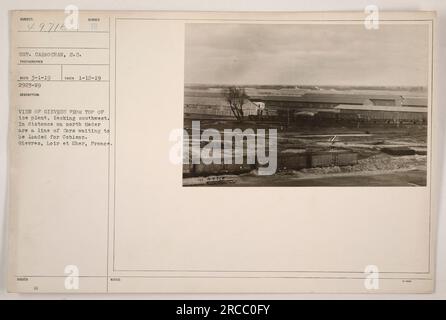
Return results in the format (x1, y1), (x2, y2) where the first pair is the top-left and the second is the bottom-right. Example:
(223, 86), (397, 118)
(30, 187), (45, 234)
(334, 105), (427, 113)
(184, 95), (258, 110)
(402, 97), (428, 106)
(252, 93), (428, 106)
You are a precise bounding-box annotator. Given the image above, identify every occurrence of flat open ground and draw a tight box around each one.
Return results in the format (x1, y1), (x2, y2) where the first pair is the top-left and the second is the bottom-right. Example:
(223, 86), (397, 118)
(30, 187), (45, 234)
(183, 120), (427, 187)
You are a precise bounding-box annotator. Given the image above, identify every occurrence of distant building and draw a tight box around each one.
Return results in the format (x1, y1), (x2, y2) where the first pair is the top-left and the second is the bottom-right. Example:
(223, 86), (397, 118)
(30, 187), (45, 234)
(255, 93), (427, 112)
(251, 92), (427, 124)
(334, 105), (427, 122)
(184, 95), (258, 119)
(183, 89), (428, 124)
(364, 96), (403, 106)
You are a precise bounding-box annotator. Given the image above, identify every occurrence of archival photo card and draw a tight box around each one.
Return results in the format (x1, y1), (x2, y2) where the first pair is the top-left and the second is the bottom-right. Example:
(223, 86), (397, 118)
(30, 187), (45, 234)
(183, 23), (431, 187)
(7, 10), (437, 293)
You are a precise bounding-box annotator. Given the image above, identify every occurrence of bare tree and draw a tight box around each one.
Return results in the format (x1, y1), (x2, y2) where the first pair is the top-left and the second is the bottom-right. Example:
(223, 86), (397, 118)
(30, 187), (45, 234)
(225, 86), (248, 121)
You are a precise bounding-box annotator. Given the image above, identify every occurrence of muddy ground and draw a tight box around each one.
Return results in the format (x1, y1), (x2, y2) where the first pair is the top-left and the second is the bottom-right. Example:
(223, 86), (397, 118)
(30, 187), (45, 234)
(183, 121), (427, 186)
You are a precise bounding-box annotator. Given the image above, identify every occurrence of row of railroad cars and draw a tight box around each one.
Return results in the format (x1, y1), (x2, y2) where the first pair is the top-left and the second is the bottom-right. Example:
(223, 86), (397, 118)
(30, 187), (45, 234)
(183, 150), (358, 176)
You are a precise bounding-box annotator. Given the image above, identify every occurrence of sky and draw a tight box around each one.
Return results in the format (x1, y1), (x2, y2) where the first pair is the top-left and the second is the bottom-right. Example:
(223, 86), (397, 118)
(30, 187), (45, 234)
(184, 23), (430, 87)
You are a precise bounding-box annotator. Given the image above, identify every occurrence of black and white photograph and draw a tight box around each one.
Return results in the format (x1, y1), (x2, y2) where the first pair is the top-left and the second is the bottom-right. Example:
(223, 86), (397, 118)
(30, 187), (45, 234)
(183, 23), (430, 187)
(3, 6), (443, 298)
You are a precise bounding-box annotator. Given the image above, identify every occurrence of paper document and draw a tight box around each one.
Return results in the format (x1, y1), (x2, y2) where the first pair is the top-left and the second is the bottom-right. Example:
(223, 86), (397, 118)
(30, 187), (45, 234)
(7, 10), (438, 293)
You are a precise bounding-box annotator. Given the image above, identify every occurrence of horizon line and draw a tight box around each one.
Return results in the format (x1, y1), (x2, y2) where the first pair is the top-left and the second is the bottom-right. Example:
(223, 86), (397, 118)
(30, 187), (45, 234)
(184, 83), (428, 88)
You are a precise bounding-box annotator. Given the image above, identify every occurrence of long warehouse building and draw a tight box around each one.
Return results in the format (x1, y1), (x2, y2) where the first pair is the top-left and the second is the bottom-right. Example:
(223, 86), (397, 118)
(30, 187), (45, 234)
(333, 105), (427, 123)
